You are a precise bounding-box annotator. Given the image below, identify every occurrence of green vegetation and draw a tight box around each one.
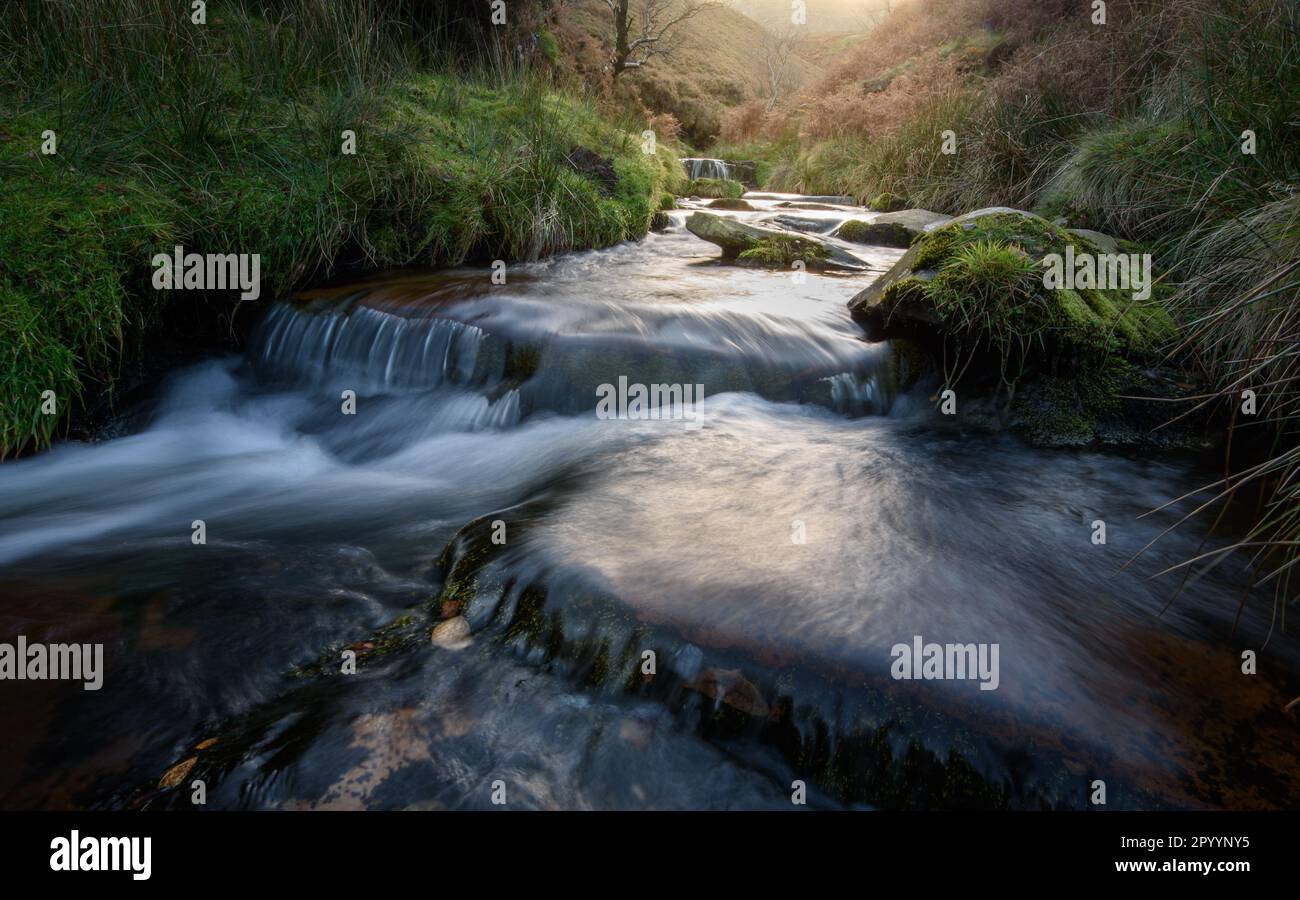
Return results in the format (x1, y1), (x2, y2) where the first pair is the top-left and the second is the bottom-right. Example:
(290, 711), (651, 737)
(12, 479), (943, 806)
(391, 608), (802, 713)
(836, 220), (914, 247)
(868, 192), (907, 212)
(0, 0), (682, 456)
(738, 235), (829, 266)
(682, 177), (745, 199)
(876, 214), (1174, 365)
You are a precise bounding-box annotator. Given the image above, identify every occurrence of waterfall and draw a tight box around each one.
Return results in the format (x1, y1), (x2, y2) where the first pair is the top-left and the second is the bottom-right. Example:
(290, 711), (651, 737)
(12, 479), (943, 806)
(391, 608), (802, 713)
(682, 157), (732, 181)
(252, 303), (486, 392)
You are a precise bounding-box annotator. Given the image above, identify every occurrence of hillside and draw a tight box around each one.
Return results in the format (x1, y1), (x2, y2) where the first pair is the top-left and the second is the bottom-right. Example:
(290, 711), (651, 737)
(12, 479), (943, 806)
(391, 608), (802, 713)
(558, 0), (821, 147)
(726, 0), (897, 33)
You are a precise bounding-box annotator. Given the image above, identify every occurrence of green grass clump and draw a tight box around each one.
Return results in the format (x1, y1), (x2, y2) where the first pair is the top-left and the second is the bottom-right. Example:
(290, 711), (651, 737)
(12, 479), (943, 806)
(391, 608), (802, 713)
(737, 235), (829, 266)
(683, 178), (745, 199)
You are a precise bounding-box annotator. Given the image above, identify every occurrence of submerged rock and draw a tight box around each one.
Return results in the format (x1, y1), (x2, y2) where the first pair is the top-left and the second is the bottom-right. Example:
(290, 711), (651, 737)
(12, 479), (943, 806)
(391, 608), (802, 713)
(777, 201), (843, 211)
(685, 212), (868, 271)
(687, 668), (770, 718)
(835, 209), (952, 247)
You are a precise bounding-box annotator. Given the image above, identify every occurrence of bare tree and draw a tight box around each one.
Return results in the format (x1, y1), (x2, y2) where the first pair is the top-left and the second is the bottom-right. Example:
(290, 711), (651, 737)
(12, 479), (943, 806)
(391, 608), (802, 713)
(760, 26), (801, 113)
(600, 0), (719, 80)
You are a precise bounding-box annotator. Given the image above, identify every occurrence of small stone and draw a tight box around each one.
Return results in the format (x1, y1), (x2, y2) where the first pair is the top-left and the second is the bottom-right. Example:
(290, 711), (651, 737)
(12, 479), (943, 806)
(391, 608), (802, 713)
(431, 616), (472, 651)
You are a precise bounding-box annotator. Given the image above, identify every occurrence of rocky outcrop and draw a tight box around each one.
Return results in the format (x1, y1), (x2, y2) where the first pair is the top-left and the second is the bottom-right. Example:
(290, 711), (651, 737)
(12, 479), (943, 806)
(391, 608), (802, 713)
(686, 212), (869, 270)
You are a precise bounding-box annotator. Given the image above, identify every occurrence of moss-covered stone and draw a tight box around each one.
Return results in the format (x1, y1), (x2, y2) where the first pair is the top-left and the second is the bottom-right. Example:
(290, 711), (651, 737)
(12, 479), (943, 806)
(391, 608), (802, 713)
(854, 210), (1174, 358)
(836, 220), (914, 247)
(848, 208), (1181, 446)
(706, 198), (756, 211)
(868, 192), (907, 212)
(738, 235), (830, 266)
(683, 177), (745, 199)
(835, 209), (951, 247)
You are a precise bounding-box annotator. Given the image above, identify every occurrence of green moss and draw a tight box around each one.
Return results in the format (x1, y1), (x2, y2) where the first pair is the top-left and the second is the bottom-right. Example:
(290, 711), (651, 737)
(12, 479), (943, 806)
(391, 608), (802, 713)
(868, 192), (907, 212)
(738, 235), (830, 266)
(683, 177), (745, 199)
(1014, 357), (1139, 446)
(837, 219), (913, 247)
(896, 213), (1173, 361)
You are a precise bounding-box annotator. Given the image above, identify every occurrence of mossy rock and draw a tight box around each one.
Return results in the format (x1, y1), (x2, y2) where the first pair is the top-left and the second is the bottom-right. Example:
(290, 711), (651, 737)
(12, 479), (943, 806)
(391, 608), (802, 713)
(836, 220), (914, 248)
(686, 212), (868, 270)
(868, 192), (907, 212)
(852, 208), (1174, 356)
(847, 209), (1182, 446)
(683, 178), (745, 199)
(738, 235), (829, 266)
(835, 209), (951, 248)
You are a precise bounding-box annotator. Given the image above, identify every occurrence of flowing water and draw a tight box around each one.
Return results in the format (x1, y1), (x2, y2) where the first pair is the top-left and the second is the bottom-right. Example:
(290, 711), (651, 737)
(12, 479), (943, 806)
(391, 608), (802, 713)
(681, 157), (733, 181)
(2, 195), (1298, 810)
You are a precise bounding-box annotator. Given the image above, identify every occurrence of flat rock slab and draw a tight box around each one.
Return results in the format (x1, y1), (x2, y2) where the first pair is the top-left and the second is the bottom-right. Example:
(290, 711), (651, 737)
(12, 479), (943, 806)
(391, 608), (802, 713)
(686, 211), (869, 271)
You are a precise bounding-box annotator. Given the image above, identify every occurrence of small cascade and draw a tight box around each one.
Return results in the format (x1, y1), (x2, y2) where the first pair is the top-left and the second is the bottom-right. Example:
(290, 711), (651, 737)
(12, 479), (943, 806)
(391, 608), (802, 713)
(682, 157), (732, 181)
(823, 340), (902, 416)
(252, 303), (485, 392)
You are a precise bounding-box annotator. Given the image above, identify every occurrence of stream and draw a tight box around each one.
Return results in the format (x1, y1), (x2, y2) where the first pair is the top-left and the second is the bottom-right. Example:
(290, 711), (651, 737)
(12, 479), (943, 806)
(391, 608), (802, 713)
(1, 194), (1298, 810)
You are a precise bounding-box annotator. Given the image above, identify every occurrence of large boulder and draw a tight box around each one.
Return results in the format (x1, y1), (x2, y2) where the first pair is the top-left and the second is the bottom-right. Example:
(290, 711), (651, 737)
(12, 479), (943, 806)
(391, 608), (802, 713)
(847, 209), (1187, 446)
(836, 209), (953, 247)
(686, 212), (869, 271)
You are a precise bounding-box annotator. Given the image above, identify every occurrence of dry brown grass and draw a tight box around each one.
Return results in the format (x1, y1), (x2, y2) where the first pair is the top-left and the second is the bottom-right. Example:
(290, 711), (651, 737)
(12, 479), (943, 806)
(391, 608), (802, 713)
(722, 0), (1212, 149)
